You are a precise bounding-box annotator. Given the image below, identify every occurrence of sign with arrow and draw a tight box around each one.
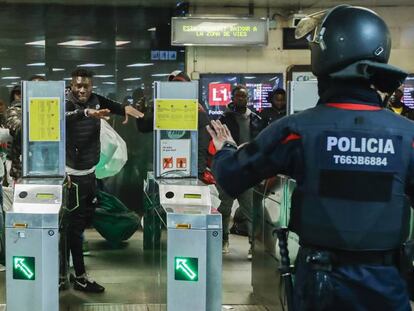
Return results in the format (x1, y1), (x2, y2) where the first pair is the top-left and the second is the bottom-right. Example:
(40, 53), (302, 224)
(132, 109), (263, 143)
(174, 257), (198, 281)
(13, 256), (35, 280)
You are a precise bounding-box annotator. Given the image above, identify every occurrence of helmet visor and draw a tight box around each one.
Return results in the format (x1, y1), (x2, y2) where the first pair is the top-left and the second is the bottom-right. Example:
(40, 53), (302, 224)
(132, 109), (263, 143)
(295, 10), (326, 43)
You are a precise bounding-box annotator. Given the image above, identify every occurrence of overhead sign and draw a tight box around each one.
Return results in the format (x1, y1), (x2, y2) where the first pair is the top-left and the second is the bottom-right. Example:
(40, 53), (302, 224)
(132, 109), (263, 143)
(13, 256), (35, 280)
(171, 17), (268, 46)
(174, 257), (198, 281)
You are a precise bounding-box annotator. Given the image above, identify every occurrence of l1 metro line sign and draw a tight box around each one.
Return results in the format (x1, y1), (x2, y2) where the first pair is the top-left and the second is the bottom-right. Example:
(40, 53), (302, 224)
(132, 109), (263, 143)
(171, 17), (268, 46)
(209, 83), (231, 106)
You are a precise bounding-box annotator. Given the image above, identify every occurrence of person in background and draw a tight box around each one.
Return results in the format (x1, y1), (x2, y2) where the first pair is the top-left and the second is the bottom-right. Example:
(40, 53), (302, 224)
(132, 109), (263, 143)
(0, 99), (10, 272)
(260, 88), (287, 127)
(387, 88), (414, 120)
(64, 68), (143, 293)
(216, 84), (263, 258)
(208, 4), (411, 310)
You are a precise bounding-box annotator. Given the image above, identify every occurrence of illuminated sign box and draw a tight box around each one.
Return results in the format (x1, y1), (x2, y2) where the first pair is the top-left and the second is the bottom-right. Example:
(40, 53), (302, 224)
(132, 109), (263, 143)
(13, 256), (35, 280)
(174, 257), (198, 281)
(171, 17), (268, 46)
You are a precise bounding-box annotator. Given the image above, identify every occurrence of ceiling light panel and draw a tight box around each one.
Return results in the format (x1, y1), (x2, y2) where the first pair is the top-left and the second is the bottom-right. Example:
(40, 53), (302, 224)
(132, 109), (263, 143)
(123, 77), (141, 81)
(127, 63), (154, 67)
(116, 41), (131, 46)
(27, 63), (45, 66)
(77, 63), (105, 67)
(25, 40), (45, 46)
(58, 40), (101, 46)
(2, 77), (21, 80)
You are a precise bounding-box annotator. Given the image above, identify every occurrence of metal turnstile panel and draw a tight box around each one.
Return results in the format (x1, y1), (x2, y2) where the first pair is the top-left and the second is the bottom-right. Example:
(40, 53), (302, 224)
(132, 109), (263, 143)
(22, 81), (66, 178)
(167, 228), (207, 310)
(6, 178), (64, 311)
(287, 80), (318, 115)
(5, 227), (59, 311)
(162, 180), (222, 311)
(153, 81), (199, 178)
(206, 227), (222, 311)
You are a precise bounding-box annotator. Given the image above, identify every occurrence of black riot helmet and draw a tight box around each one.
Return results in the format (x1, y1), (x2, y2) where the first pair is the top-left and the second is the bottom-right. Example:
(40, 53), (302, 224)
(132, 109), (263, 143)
(295, 5), (407, 93)
(296, 5), (389, 76)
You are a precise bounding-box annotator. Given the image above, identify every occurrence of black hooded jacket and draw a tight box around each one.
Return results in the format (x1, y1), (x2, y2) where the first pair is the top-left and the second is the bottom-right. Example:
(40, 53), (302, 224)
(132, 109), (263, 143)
(66, 93), (125, 170)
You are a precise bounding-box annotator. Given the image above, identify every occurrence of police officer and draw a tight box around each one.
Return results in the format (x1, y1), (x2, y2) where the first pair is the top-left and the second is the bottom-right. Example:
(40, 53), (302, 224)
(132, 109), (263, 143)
(207, 5), (411, 310)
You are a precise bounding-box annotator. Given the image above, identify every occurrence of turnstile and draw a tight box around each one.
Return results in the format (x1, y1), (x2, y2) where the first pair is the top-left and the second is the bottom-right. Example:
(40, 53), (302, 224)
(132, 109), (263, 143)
(6, 179), (64, 311)
(5, 80), (66, 311)
(159, 180), (222, 311)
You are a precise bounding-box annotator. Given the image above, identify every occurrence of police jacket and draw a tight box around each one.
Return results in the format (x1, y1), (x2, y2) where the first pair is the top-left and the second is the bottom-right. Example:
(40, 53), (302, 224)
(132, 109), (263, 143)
(219, 103), (264, 145)
(66, 93), (125, 170)
(212, 83), (414, 251)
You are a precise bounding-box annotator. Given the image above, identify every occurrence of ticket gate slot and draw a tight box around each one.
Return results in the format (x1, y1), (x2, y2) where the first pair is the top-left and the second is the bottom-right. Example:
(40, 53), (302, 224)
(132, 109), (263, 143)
(5, 179), (64, 311)
(159, 181), (222, 311)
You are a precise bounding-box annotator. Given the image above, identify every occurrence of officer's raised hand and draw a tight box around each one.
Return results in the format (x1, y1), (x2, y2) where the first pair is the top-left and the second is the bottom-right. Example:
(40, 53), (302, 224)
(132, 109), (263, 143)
(206, 120), (237, 151)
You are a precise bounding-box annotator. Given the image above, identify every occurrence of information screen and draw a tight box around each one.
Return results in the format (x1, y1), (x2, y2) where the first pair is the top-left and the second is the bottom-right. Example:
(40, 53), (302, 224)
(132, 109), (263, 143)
(199, 73), (283, 119)
(172, 17), (268, 46)
(403, 75), (414, 109)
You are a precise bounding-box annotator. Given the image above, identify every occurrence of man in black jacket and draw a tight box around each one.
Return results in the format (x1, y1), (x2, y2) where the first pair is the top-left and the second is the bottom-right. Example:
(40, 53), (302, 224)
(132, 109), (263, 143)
(208, 5), (411, 310)
(217, 85), (263, 257)
(259, 88), (287, 127)
(65, 69), (142, 293)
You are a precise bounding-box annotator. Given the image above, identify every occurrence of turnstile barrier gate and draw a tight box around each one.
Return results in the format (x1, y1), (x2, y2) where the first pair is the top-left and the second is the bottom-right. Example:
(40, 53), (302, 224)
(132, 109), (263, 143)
(6, 179), (64, 311)
(5, 80), (66, 311)
(159, 180), (222, 311)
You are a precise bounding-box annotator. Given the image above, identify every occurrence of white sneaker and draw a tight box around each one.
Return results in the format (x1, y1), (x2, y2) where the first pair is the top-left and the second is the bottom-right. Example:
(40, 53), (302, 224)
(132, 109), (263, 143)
(222, 241), (230, 254)
(0, 264), (5, 272)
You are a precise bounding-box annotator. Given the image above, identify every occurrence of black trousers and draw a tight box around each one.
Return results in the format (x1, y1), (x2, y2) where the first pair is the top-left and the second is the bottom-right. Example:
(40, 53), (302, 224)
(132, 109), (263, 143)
(65, 173), (97, 276)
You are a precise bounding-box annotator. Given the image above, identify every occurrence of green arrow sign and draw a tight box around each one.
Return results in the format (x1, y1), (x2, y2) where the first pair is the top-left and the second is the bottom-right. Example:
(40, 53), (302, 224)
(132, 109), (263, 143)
(174, 257), (198, 281)
(13, 256), (35, 280)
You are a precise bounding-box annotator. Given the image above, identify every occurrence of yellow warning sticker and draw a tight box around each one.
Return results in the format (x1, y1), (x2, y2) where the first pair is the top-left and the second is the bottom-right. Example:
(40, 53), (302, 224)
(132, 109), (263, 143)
(155, 99), (198, 131)
(29, 97), (60, 142)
